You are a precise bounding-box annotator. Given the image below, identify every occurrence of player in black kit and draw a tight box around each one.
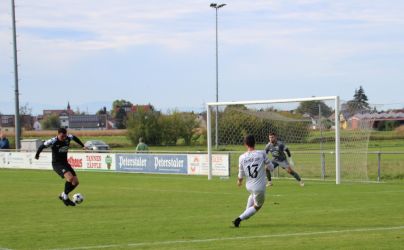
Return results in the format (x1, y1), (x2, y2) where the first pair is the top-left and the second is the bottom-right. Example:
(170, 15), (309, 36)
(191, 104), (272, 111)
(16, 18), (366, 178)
(35, 128), (86, 206)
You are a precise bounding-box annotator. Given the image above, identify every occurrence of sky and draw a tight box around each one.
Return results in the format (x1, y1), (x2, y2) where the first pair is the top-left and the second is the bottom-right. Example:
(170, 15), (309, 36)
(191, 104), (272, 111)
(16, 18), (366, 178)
(1, 0), (404, 115)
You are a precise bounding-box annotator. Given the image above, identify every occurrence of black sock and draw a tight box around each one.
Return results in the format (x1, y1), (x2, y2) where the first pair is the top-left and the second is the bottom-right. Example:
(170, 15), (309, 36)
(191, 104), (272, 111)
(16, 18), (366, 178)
(290, 171), (301, 181)
(64, 181), (76, 195)
(266, 169), (272, 181)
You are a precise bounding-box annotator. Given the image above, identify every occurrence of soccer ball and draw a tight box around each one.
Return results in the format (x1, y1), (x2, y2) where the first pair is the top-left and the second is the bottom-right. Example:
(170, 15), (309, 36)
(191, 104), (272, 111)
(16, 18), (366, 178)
(72, 193), (84, 204)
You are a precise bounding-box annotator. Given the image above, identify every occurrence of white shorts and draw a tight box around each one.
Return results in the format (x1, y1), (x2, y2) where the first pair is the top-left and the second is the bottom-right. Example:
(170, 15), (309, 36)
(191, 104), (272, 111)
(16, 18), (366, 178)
(248, 189), (266, 207)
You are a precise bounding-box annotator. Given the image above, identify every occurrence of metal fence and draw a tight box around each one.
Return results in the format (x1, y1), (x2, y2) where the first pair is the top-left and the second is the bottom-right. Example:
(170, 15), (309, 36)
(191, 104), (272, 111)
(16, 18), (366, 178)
(268, 151), (404, 182)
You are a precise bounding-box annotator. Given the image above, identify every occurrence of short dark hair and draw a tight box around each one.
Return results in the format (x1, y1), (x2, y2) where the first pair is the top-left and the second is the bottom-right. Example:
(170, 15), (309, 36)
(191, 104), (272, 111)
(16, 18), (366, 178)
(269, 132), (277, 136)
(58, 128), (67, 134)
(244, 134), (255, 147)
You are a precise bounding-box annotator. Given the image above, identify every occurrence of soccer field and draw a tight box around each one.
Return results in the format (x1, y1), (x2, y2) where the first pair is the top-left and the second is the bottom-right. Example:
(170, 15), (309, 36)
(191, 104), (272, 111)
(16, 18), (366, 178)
(0, 169), (403, 250)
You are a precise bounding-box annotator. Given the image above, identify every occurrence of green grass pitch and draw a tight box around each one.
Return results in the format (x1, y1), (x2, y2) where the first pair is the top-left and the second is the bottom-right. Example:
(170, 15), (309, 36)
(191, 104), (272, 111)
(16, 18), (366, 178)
(0, 169), (403, 249)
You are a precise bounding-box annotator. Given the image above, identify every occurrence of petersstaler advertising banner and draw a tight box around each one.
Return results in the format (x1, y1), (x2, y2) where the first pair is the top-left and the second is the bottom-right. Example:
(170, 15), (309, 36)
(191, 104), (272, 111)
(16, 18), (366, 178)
(116, 154), (187, 174)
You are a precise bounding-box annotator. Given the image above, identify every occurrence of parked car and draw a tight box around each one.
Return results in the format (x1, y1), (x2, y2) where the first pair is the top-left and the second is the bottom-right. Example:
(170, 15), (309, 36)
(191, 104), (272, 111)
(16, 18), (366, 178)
(84, 140), (110, 151)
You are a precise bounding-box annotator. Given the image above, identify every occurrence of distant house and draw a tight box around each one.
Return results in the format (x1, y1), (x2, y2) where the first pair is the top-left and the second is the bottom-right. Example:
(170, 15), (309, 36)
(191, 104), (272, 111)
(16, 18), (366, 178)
(0, 114), (34, 131)
(0, 115), (15, 132)
(350, 111), (404, 129)
(39, 102), (114, 130)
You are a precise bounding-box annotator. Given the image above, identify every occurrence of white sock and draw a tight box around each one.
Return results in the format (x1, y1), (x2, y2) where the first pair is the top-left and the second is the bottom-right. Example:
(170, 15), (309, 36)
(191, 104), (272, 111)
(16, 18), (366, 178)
(61, 192), (68, 200)
(239, 206), (257, 221)
(246, 194), (254, 209)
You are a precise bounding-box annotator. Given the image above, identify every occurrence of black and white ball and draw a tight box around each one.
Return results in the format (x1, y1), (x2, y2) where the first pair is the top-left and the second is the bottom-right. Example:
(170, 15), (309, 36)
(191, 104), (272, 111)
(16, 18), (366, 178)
(72, 193), (84, 204)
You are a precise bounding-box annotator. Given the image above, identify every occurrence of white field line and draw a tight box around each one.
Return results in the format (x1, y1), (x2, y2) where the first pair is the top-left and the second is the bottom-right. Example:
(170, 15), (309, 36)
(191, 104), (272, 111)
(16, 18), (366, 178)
(50, 225), (404, 250)
(91, 186), (238, 195)
(90, 185), (404, 197)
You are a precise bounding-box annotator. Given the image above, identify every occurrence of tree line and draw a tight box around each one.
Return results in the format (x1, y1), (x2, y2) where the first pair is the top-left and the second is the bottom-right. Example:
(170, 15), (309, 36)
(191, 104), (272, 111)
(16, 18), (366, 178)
(35, 86), (400, 144)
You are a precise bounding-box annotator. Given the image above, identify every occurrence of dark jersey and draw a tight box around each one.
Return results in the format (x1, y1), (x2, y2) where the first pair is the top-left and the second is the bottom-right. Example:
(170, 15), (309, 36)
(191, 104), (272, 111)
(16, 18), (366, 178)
(264, 141), (289, 162)
(35, 134), (84, 163)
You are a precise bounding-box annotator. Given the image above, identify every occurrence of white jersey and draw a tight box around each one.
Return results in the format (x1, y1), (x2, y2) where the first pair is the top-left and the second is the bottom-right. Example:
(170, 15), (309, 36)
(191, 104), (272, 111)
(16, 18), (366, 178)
(238, 150), (271, 191)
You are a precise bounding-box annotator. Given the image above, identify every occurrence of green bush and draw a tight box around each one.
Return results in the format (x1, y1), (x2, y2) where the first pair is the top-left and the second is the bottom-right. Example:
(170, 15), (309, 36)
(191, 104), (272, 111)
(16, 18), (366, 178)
(126, 110), (199, 146)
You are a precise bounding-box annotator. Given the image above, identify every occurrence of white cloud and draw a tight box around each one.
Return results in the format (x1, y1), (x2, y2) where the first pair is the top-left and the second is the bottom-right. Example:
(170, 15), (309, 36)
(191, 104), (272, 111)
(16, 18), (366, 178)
(2, 0), (402, 54)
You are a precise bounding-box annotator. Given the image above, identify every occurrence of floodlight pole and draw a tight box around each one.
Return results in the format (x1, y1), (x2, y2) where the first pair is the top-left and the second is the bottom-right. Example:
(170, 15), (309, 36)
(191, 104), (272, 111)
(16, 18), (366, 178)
(11, 0), (21, 149)
(210, 3), (226, 149)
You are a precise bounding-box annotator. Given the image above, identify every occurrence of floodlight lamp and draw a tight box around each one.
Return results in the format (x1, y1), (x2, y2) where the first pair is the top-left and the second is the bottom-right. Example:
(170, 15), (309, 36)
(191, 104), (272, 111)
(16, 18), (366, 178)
(210, 3), (217, 8)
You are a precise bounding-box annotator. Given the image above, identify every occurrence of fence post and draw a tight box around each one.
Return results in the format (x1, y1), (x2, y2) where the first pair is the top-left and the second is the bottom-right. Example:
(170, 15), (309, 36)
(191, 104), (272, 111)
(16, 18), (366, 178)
(377, 152), (381, 182)
(321, 152), (326, 180)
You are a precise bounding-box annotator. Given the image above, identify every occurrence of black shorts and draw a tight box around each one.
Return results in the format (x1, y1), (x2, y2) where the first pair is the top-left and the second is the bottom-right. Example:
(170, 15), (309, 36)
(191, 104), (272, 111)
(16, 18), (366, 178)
(52, 162), (77, 178)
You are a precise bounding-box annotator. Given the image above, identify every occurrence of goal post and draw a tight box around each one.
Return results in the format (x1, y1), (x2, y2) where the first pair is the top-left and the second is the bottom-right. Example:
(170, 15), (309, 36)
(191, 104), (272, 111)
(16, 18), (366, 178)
(207, 96), (342, 183)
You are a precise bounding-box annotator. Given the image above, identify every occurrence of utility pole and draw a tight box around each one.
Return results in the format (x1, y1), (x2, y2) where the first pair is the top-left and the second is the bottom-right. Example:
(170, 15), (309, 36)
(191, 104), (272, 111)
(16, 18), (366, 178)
(11, 0), (21, 149)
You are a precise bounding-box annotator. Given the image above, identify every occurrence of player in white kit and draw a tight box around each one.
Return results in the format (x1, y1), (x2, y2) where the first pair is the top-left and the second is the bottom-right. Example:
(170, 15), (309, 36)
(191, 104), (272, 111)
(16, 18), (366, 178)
(232, 134), (273, 228)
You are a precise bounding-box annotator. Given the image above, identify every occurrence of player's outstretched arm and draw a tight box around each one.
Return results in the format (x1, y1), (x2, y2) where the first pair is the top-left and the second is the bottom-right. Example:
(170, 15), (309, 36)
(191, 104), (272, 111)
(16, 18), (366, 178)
(72, 135), (85, 148)
(237, 164), (245, 187)
(35, 144), (46, 159)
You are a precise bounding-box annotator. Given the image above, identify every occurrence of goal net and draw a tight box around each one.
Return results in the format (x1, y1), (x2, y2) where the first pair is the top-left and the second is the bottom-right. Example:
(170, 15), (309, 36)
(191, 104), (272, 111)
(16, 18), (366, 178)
(206, 96), (375, 184)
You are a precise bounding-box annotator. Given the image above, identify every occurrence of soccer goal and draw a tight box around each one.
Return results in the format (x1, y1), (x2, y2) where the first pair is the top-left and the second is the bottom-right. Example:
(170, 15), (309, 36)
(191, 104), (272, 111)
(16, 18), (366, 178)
(206, 96), (375, 184)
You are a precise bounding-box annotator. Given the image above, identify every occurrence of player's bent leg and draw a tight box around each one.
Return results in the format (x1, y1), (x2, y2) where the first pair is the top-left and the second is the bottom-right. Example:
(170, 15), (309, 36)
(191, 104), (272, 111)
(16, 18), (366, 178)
(246, 194), (254, 209)
(60, 171), (77, 206)
(252, 192), (265, 211)
(71, 176), (79, 186)
(266, 169), (273, 187)
(233, 192), (265, 228)
(64, 173), (79, 194)
(286, 167), (304, 186)
(238, 192), (264, 223)
(239, 205), (259, 221)
(64, 171), (75, 182)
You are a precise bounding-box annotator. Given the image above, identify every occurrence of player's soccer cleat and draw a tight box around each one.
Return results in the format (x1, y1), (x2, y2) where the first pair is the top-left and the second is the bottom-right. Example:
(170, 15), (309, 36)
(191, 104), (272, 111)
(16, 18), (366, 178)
(58, 194), (76, 206)
(232, 217), (241, 228)
(266, 181), (273, 187)
(65, 198), (76, 206)
(300, 181), (305, 187)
